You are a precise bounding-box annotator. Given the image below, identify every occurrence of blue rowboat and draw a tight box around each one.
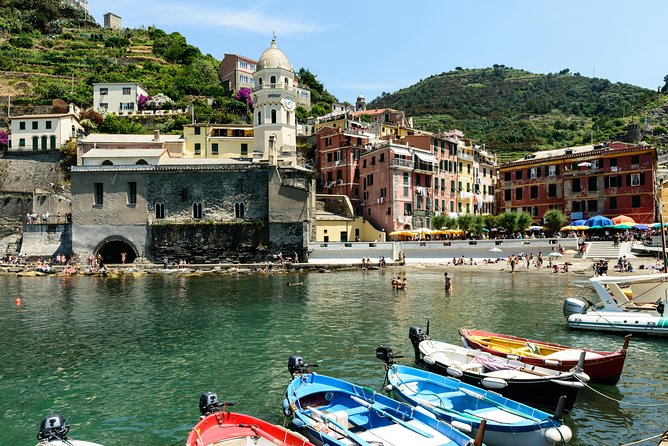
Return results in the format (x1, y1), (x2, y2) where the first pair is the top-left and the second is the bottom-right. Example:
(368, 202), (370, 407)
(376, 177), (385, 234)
(283, 356), (486, 446)
(378, 347), (572, 446)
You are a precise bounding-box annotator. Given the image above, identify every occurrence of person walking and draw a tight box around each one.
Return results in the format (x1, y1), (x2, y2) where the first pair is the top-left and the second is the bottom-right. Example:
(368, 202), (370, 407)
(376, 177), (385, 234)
(444, 272), (452, 292)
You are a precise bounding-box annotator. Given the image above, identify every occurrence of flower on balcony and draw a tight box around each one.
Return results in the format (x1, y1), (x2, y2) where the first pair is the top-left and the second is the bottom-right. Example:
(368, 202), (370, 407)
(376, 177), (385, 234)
(235, 87), (253, 107)
(137, 94), (151, 110)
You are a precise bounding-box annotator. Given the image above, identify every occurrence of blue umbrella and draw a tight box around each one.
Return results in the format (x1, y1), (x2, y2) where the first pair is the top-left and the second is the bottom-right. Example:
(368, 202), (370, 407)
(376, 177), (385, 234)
(585, 215), (614, 227)
(571, 219), (587, 226)
(634, 224), (650, 231)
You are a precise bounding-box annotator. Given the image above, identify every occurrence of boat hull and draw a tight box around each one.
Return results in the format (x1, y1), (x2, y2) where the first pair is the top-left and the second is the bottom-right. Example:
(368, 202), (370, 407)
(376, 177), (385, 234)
(285, 372), (477, 446)
(186, 410), (313, 446)
(460, 329), (628, 385)
(566, 314), (668, 337)
(387, 364), (572, 446)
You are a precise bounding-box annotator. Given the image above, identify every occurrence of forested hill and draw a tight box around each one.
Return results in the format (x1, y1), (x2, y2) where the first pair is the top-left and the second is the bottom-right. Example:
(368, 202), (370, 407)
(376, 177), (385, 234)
(367, 66), (666, 160)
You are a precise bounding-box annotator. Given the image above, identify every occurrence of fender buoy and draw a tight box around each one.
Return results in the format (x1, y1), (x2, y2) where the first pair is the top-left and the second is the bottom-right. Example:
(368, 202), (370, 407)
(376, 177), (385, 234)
(15, 297), (21, 306)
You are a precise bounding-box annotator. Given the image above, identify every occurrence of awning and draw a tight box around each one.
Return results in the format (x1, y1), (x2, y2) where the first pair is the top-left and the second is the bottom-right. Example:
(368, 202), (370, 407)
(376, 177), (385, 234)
(414, 151), (438, 164)
(391, 146), (411, 157)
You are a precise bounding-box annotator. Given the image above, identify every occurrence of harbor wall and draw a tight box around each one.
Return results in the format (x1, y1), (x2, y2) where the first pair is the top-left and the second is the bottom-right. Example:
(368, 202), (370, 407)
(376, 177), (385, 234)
(20, 223), (72, 258)
(307, 239), (579, 264)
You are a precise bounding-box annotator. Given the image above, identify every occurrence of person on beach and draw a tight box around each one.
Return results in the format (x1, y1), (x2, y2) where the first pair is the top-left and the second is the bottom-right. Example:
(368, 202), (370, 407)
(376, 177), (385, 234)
(444, 272), (452, 292)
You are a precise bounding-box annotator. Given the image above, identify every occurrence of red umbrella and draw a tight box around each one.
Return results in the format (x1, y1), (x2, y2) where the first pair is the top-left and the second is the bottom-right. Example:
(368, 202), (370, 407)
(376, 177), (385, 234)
(611, 215), (636, 225)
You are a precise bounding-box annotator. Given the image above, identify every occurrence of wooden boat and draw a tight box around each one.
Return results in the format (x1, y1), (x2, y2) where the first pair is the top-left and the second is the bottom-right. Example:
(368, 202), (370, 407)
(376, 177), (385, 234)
(186, 392), (313, 446)
(283, 356), (485, 446)
(460, 328), (630, 385)
(562, 273), (668, 336)
(377, 347), (572, 446)
(409, 327), (588, 412)
(36, 413), (103, 446)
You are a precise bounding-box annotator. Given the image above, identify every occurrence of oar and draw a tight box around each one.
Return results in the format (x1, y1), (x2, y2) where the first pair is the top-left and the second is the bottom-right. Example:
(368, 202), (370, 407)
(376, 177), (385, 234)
(349, 395), (433, 438)
(307, 406), (371, 446)
(457, 387), (542, 421)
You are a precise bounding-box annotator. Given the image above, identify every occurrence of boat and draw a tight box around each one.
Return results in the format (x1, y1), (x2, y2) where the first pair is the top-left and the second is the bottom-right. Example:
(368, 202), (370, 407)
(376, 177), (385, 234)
(459, 328), (630, 385)
(186, 391), (313, 446)
(36, 413), (103, 446)
(562, 273), (668, 336)
(377, 346), (572, 446)
(283, 355), (485, 446)
(409, 327), (588, 412)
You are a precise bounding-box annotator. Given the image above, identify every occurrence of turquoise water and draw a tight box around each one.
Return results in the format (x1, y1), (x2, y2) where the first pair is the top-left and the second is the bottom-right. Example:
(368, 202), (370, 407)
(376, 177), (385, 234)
(1, 270), (667, 445)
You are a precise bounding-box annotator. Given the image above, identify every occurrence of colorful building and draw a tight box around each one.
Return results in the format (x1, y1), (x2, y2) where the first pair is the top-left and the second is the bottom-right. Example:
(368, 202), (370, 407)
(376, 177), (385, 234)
(218, 54), (257, 93)
(499, 142), (656, 223)
(183, 124), (253, 159)
(93, 82), (148, 115)
(9, 105), (82, 152)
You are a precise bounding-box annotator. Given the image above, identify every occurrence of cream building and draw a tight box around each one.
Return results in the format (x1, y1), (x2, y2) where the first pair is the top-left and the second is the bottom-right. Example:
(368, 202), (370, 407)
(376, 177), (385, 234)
(93, 82), (149, 114)
(9, 105), (82, 151)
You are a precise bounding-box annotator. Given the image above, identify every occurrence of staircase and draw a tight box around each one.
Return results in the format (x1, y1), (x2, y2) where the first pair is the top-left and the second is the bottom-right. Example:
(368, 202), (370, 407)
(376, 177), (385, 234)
(585, 241), (621, 259)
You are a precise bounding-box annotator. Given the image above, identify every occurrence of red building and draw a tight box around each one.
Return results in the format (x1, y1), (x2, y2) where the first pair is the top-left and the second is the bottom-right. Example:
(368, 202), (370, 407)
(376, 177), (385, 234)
(499, 142), (657, 223)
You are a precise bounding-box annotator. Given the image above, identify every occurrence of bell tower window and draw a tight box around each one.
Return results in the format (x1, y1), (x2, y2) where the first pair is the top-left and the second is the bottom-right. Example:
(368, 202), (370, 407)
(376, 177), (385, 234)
(270, 75), (276, 86)
(271, 109), (277, 124)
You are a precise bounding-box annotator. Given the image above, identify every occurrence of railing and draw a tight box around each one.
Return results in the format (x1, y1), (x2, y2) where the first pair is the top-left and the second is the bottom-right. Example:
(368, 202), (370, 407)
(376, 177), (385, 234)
(252, 84), (301, 93)
(391, 158), (414, 169)
(414, 162), (434, 172)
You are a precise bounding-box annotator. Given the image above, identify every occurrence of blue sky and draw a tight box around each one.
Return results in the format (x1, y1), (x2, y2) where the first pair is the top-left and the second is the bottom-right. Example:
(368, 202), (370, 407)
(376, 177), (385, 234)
(90, 0), (668, 104)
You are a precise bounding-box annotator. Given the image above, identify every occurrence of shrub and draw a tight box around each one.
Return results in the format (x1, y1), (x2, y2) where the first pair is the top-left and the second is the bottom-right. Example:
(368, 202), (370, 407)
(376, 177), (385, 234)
(9, 35), (32, 48)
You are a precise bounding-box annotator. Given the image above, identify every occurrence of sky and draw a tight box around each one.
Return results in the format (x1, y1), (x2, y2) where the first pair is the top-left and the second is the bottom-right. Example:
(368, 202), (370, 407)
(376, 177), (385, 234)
(89, 0), (668, 104)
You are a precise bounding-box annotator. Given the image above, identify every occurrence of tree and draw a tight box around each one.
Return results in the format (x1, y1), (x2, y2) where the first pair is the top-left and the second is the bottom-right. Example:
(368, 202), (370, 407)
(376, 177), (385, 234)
(295, 106), (307, 124)
(457, 214), (475, 233)
(431, 214), (447, 230)
(497, 212), (517, 233)
(516, 211), (533, 232)
(662, 74), (668, 93)
(482, 214), (497, 231)
(543, 209), (566, 233)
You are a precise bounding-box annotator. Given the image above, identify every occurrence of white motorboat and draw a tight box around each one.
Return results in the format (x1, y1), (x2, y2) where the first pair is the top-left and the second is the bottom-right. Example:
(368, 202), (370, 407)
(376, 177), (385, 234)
(36, 413), (103, 446)
(563, 273), (668, 335)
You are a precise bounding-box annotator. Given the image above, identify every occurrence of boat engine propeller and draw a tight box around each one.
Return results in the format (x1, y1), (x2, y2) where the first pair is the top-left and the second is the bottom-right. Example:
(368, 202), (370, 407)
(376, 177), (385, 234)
(409, 326), (429, 362)
(288, 356), (318, 376)
(37, 413), (70, 442)
(199, 391), (234, 416)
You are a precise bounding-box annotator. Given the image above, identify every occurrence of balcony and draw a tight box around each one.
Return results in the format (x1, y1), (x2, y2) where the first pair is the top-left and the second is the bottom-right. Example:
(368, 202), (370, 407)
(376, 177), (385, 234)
(414, 161), (435, 173)
(391, 158), (414, 169)
(252, 84), (300, 93)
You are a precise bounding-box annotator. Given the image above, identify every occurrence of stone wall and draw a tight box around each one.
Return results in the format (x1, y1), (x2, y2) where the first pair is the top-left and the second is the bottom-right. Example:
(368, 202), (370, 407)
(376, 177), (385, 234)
(0, 192), (33, 228)
(150, 221), (269, 263)
(20, 223), (72, 258)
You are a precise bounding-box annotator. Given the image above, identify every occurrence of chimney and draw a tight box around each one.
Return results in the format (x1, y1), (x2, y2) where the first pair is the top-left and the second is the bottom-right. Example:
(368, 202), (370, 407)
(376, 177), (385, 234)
(153, 130), (160, 141)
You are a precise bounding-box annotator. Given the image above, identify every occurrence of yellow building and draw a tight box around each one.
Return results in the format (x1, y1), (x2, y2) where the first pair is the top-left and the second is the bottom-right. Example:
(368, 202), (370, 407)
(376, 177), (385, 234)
(457, 140), (476, 214)
(315, 194), (386, 242)
(183, 124), (254, 159)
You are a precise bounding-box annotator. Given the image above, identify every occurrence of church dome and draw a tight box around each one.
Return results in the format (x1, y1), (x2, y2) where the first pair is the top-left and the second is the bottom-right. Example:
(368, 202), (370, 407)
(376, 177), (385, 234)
(257, 38), (292, 71)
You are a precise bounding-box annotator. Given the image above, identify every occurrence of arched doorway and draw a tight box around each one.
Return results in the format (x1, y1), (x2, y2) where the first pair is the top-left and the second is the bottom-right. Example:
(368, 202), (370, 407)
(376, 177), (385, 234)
(95, 237), (138, 264)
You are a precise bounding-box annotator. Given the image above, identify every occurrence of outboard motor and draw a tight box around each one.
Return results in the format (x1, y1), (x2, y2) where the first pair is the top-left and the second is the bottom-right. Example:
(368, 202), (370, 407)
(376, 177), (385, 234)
(288, 355), (305, 376)
(375, 346), (397, 365)
(409, 326), (428, 362)
(199, 391), (223, 416)
(657, 300), (665, 316)
(37, 413), (70, 442)
(563, 298), (588, 318)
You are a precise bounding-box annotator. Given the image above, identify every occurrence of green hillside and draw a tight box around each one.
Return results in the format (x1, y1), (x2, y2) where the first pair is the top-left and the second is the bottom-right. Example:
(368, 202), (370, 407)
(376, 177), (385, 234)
(368, 66), (665, 161)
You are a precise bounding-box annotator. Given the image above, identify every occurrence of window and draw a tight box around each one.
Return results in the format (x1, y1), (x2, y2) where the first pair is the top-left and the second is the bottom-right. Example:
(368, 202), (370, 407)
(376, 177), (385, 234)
(194, 143), (201, 155)
(257, 111), (262, 124)
(588, 176), (598, 191)
(572, 178), (581, 192)
(32, 136), (38, 151)
(335, 151), (341, 162)
(548, 165), (557, 176)
(630, 173), (640, 187)
(371, 156), (376, 166)
(94, 183), (103, 205)
(631, 155), (640, 165)
(404, 172), (409, 183)
(380, 153), (385, 163)
(588, 200), (598, 211)
(211, 143), (219, 155)
(192, 201), (203, 219)
(609, 196), (618, 209)
(32, 121), (38, 130)
(367, 174), (374, 186)
(19, 122), (25, 130)
(122, 87), (131, 95)
(100, 87), (108, 95)
(404, 203), (412, 215)
(50, 135), (56, 150)
(136, 159), (148, 165)
(530, 185), (538, 199)
(609, 158), (618, 167)
(632, 195), (641, 208)
(504, 189), (511, 201)
(155, 201), (165, 219)
(235, 202), (245, 219)
(101, 160), (113, 166)
(328, 172), (333, 182)
(531, 206), (539, 217)
(194, 127), (201, 135)
(514, 170), (522, 180)
(19, 138), (25, 147)
(515, 188), (523, 200)
(271, 109), (277, 124)
(99, 103), (108, 109)
(239, 60), (248, 69)
(450, 180), (455, 192)
(128, 182), (137, 205)
(45, 121), (52, 130)
(548, 184), (557, 197)
(270, 75), (276, 85)
(240, 75), (249, 83)
(606, 175), (622, 188)
(240, 143), (248, 156)
(530, 167), (537, 178)
(41, 135), (47, 150)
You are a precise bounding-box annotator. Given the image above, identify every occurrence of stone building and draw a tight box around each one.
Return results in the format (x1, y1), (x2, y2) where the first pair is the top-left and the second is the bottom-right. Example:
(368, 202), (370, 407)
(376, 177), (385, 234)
(103, 12), (121, 30)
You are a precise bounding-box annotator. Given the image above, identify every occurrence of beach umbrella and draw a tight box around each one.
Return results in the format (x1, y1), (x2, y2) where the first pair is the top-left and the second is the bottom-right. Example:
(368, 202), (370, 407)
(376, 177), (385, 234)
(529, 225), (545, 231)
(482, 228), (489, 232)
(412, 227), (433, 234)
(612, 215), (636, 225)
(489, 247), (502, 259)
(563, 249), (578, 255)
(388, 231), (403, 236)
(587, 225), (604, 230)
(613, 223), (633, 229)
(571, 219), (587, 226)
(560, 225), (577, 231)
(633, 224), (650, 230)
(547, 252), (563, 258)
(585, 215), (614, 227)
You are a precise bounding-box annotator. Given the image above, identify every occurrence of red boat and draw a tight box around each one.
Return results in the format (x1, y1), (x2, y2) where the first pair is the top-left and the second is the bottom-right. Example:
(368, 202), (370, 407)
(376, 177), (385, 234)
(460, 329), (631, 385)
(186, 392), (313, 446)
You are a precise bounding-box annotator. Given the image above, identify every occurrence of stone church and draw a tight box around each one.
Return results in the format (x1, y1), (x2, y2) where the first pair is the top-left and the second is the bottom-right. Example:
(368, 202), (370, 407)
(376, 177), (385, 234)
(70, 39), (316, 264)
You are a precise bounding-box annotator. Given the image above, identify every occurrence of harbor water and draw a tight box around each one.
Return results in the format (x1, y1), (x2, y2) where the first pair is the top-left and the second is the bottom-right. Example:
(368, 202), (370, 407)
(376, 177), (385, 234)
(1, 269), (667, 445)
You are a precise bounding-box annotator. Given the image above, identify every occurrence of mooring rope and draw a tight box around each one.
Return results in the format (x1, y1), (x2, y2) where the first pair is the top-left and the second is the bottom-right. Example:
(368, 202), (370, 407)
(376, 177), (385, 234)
(575, 375), (668, 407)
(619, 431), (665, 446)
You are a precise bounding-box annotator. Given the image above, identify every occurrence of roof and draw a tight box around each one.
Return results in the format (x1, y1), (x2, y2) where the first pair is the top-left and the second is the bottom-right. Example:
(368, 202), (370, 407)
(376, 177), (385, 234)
(257, 39), (292, 71)
(81, 148), (165, 158)
(81, 134), (183, 143)
(352, 108), (403, 116)
(316, 210), (353, 221)
(505, 142), (654, 167)
(11, 113), (79, 120)
(159, 157), (244, 166)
